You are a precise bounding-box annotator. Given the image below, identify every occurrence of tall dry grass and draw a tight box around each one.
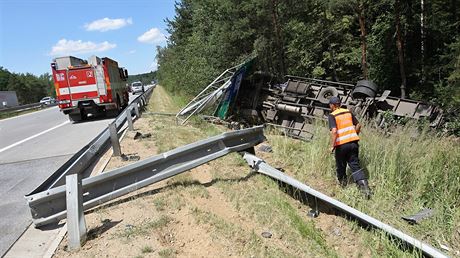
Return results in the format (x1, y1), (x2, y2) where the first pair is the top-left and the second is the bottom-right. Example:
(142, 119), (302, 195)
(268, 121), (460, 256)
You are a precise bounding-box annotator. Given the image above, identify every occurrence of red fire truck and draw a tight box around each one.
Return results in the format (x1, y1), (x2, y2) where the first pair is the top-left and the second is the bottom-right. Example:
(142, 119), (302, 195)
(51, 55), (129, 122)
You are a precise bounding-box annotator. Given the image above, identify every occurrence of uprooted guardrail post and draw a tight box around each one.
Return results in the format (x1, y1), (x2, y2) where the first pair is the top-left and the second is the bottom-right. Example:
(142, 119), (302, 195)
(66, 174), (86, 251)
(241, 153), (447, 258)
(26, 126), (265, 227)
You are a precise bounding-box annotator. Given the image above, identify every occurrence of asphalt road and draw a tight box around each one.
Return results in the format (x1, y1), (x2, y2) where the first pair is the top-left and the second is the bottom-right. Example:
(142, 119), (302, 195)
(0, 92), (144, 256)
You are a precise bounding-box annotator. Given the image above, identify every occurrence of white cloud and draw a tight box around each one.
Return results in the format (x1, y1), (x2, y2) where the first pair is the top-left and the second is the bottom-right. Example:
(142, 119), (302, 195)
(85, 17), (132, 32)
(50, 39), (116, 56)
(127, 49), (136, 54)
(137, 28), (166, 44)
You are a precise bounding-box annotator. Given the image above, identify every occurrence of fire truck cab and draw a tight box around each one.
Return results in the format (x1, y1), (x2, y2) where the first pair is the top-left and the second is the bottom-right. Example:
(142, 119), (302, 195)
(51, 55), (129, 122)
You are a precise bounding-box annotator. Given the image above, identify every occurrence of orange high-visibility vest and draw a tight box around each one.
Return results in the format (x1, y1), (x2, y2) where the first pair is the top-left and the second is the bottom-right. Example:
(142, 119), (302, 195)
(331, 108), (360, 146)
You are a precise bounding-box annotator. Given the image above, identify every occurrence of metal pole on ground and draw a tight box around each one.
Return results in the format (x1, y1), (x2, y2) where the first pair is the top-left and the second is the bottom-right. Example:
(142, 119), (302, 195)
(108, 123), (122, 156)
(66, 174), (86, 251)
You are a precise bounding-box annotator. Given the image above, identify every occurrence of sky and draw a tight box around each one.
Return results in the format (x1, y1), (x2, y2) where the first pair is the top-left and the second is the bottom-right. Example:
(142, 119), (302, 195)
(0, 0), (176, 76)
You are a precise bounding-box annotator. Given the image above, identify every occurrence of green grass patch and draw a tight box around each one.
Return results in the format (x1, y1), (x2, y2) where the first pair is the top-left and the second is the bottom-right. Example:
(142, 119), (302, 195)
(141, 245), (154, 253)
(158, 248), (176, 258)
(266, 121), (460, 255)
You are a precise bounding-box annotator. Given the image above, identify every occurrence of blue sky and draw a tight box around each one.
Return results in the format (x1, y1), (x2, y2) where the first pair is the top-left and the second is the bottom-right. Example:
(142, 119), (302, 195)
(0, 0), (175, 76)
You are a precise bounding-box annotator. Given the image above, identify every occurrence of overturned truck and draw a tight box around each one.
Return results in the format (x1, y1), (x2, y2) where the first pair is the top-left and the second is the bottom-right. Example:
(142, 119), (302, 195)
(177, 64), (443, 140)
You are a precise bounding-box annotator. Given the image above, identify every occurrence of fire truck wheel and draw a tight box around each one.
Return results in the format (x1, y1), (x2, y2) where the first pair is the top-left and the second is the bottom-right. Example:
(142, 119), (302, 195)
(318, 87), (339, 104)
(80, 109), (88, 120)
(68, 113), (82, 122)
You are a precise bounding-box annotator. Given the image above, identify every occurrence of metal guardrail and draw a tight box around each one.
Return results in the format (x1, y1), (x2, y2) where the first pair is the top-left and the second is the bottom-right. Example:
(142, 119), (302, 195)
(27, 87), (154, 195)
(0, 102), (58, 113)
(242, 153), (448, 258)
(26, 126), (264, 227)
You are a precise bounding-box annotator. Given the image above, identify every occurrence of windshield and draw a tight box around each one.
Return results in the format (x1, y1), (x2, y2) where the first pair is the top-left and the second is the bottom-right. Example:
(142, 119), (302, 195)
(132, 82), (142, 87)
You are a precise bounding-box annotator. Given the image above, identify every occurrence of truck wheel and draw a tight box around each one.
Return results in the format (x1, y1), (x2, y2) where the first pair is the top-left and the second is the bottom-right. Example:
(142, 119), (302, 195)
(352, 80), (378, 99)
(318, 87), (339, 104)
(80, 109), (88, 120)
(106, 96), (122, 118)
(69, 113), (82, 122)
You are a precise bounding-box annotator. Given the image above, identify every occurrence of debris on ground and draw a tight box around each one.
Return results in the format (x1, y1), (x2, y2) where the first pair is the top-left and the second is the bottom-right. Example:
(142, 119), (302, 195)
(401, 208), (434, 224)
(120, 153), (141, 161)
(133, 132), (152, 140)
(261, 231), (272, 238)
(258, 144), (273, 153)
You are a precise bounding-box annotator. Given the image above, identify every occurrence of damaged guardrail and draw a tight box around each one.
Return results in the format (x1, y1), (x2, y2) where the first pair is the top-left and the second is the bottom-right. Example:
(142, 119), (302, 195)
(242, 153), (448, 258)
(26, 126), (264, 227)
(27, 87), (154, 194)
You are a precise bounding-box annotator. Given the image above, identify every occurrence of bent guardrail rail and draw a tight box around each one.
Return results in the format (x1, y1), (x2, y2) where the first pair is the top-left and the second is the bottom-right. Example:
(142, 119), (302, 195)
(26, 126), (264, 227)
(242, 153), (448, 258)
(27, 87), (154, 195)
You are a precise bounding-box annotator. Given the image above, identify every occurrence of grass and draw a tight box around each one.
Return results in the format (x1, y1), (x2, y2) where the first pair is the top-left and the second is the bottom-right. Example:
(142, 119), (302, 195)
(116, 215), (173, 240)
(141, 245), (154, 253)
(158, 248), (176, 258)
(265, 119), (460, 256)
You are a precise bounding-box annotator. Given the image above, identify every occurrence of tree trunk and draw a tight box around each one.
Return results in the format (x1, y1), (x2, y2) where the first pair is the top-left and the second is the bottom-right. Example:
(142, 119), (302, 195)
(395, 0), (407, 99)
(420, 0), (425, 84)
(357, 2), (368, 79)
(270, 0), (286, 76)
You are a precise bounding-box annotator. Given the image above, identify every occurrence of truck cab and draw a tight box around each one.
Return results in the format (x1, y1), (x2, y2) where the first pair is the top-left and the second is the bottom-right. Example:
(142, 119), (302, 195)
(51, 55), (129, 122)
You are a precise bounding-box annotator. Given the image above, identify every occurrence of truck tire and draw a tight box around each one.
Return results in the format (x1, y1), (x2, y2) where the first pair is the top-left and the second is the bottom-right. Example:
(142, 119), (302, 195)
(68, 113), (82, 122)
(80, 108), (88, 120)
(352, 80), (378, 99)
(318, 87), (339, 104)
(106, 97), (122, 118)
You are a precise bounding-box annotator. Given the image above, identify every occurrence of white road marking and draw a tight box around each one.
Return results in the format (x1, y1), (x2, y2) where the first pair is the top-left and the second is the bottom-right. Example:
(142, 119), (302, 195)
(0, 121), (69, 153)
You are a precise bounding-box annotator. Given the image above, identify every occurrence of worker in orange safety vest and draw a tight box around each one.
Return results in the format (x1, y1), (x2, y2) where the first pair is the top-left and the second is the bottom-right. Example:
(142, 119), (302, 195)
(328, 96), (371, 199)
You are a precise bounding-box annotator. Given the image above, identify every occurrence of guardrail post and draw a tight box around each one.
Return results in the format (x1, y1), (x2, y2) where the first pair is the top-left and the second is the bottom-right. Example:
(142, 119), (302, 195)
(66, 174), (86, 251)
(134, 103), (140, 118)
(127, 107), (134, 131)
(108, 123), (122, 156)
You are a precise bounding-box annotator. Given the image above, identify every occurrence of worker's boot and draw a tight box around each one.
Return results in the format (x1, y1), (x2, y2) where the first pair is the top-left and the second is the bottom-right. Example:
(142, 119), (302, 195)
(338, 177), (347, 188)
(357, 179), (372, 199)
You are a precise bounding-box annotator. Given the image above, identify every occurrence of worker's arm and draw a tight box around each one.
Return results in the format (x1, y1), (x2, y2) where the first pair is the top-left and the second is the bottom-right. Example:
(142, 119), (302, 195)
(352, 113), (361, 135)
(330, 128), (337, 153)
(355, 123), (361, 135)
(328, 114), (337, 153)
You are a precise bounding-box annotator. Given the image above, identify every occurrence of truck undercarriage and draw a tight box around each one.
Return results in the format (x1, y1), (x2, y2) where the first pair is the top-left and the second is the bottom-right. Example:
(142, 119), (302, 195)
(176, 63), (444, 140)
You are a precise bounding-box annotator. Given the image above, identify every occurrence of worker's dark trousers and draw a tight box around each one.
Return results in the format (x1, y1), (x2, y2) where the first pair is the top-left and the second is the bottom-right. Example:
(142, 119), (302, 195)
(334, 141), (366, 182)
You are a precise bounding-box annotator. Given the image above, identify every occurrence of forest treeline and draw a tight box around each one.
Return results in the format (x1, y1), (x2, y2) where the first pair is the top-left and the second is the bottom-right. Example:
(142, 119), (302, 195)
(127, 71), (157, 86)
(156, 0), (460, 112)
(0, 67), (54, 104)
